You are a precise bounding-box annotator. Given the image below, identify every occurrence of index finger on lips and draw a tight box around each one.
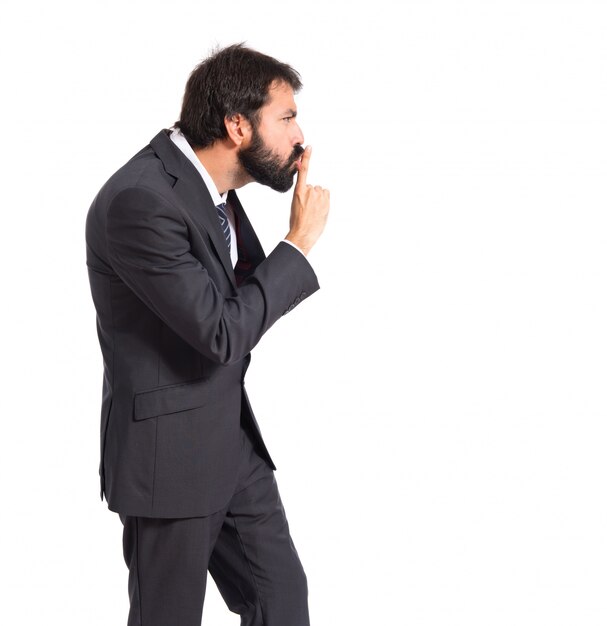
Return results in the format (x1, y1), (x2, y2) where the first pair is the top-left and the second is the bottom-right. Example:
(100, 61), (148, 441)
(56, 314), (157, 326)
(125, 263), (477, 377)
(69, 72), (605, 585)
(295, 145), (312, 190)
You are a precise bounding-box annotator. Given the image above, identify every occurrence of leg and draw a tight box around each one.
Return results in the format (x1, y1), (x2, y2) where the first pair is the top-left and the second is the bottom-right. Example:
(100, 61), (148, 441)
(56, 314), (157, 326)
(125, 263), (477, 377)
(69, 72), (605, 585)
(120, 512), (225, 626)
(208, 473), (310, 626)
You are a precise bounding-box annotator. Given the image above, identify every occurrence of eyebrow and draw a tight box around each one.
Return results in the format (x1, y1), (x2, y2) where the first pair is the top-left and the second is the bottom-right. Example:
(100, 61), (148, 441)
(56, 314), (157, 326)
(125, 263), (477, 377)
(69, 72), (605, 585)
(281, 109), (297, 117)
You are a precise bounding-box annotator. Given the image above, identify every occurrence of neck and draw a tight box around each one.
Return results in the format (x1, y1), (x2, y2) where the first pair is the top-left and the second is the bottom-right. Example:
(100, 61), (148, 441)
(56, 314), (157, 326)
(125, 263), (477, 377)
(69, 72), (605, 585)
(194, 141), (252, 195)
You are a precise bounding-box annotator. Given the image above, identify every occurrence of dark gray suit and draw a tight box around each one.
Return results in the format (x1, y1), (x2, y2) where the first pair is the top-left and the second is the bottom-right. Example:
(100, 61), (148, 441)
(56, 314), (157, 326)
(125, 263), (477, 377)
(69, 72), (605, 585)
(86, 129), (319, 624)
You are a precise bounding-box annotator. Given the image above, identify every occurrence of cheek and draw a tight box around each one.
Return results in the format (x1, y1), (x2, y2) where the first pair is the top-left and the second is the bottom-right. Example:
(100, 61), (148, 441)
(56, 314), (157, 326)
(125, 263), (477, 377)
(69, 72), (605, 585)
(272, 135), (292, 159)
(261, 124), (292, 159)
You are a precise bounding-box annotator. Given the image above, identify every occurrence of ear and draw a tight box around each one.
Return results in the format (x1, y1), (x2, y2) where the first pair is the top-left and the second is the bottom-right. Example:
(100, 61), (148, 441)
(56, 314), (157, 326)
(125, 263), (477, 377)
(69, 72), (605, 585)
(224, 113), (253, 147)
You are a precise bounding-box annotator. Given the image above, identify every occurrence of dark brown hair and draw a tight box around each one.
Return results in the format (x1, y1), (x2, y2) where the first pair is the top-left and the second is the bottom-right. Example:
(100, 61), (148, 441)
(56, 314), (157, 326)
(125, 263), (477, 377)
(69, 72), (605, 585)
(175, 43), (302, 149)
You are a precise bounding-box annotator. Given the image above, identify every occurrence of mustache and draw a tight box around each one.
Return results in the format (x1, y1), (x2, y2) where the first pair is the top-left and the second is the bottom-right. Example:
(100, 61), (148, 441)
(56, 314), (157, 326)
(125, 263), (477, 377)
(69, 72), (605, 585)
(289, 144), (305, 164)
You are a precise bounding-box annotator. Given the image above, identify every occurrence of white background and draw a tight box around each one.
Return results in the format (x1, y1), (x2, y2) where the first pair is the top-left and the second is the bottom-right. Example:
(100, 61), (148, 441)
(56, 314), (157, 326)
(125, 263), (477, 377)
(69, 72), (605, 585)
(1, 1), (606, 624)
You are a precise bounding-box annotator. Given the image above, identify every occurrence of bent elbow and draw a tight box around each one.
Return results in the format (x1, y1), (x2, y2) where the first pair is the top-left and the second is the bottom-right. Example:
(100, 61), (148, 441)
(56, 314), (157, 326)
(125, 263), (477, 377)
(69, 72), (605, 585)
(202, 323), (242, 366)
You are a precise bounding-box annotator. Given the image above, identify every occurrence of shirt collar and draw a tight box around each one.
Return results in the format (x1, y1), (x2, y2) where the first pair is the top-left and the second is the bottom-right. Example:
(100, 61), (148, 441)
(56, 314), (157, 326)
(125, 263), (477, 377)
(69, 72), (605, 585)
(169, 128), (228, 206)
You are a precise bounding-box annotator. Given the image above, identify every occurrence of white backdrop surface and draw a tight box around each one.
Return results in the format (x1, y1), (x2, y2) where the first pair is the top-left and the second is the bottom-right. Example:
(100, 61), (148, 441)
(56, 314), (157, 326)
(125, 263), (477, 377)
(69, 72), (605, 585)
(1, 1), (606, 624)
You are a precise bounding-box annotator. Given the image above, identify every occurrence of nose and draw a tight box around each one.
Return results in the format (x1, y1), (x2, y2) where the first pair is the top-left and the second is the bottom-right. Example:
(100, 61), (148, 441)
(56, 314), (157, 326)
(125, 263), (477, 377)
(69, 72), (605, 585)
(293, 121), (304, 146)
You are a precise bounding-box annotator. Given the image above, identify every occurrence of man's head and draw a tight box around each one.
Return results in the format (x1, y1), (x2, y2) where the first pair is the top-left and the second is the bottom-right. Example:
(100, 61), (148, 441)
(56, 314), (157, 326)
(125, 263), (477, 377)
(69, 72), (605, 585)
(176, 44), (305, 192)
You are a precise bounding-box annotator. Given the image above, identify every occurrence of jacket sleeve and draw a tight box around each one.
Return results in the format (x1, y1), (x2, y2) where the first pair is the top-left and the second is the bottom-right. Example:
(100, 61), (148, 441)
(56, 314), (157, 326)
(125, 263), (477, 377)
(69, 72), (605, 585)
(105, 186), (319, 364)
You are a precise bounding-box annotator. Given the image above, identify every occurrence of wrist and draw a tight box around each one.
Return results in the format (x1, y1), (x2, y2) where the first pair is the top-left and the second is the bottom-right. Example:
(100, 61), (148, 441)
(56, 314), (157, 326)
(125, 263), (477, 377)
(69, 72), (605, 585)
(285, 233), (312, 256)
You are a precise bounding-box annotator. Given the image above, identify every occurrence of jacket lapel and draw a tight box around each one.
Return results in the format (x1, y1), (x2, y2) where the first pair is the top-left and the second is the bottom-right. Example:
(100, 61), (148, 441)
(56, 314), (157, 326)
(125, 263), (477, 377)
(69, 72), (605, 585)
(150, 130), (236, 289)
(228, 190), (266, 286)
(229, 190), (266, 262)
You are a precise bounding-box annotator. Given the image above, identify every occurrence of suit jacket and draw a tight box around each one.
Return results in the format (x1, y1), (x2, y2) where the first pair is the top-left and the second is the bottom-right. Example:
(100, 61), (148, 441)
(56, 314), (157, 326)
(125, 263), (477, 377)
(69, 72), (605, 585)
(85, 129), (319, 518)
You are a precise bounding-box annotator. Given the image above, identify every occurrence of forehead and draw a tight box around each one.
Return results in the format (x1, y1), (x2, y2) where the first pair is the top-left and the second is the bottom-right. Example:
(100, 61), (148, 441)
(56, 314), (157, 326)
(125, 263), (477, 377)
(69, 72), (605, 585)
(262, 80), (297, 113)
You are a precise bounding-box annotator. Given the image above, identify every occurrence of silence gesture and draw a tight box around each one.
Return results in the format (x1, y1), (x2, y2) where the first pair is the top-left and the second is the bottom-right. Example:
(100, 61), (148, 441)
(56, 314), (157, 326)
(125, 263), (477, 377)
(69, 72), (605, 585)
(286, 145), (330, 256)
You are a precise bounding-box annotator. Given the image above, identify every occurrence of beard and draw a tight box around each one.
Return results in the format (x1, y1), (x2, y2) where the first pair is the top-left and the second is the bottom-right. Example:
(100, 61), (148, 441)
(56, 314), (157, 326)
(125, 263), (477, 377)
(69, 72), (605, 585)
(238, 126), (304, 193)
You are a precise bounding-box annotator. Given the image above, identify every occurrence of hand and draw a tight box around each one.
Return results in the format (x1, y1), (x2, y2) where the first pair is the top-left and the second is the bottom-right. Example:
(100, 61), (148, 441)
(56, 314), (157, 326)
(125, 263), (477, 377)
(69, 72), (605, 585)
(285, 146), (330, 256)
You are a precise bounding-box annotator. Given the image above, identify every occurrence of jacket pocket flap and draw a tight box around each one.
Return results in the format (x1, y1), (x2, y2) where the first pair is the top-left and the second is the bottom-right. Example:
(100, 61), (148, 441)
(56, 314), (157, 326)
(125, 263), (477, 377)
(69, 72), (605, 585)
(133, 378), (210, 420)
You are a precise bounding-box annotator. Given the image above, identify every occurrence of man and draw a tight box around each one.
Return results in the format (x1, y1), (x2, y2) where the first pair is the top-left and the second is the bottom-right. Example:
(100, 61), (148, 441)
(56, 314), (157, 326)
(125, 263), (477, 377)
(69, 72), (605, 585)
(85, 44), (329, 626)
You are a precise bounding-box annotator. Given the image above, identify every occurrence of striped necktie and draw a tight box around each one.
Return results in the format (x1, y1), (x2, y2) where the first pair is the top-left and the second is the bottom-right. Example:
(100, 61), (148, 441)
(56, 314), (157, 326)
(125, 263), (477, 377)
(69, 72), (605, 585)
(215, 202), (231, 253)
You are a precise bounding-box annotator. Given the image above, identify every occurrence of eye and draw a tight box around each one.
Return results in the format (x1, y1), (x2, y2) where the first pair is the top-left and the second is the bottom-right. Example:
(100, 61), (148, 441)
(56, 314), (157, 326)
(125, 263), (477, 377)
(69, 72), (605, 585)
(282, 116), (294, 123)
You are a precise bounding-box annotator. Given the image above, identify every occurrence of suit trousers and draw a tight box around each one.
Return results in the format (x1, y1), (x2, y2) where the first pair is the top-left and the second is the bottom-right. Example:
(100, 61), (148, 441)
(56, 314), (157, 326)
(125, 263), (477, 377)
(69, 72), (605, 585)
(119, 424), (310, 626)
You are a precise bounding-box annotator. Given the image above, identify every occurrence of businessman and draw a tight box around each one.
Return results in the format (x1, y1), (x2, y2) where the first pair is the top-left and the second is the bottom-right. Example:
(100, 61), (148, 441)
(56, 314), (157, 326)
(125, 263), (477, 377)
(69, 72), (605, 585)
(85, 44), (329, 626)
